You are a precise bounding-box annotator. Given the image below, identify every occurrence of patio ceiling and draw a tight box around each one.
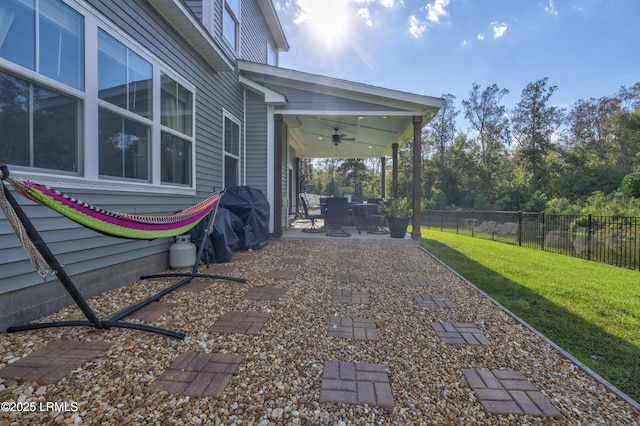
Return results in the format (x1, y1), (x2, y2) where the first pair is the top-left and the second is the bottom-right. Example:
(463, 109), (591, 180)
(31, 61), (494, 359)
(238, 61), (443, 159)
(284, 114), (417, 159)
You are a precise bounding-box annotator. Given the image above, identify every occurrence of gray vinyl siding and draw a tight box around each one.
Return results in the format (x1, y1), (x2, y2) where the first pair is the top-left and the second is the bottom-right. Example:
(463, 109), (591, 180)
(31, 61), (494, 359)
(182, 0), (276, 65)
(245, 90), (269, 194)
(185, 0), (203, 20)
(240, 0), (276, 63)
(0, 0), (245, 306)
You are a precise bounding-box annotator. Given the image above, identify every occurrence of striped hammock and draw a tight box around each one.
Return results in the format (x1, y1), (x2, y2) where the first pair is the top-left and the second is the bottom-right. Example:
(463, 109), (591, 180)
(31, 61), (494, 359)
(6, 178), (219, 240)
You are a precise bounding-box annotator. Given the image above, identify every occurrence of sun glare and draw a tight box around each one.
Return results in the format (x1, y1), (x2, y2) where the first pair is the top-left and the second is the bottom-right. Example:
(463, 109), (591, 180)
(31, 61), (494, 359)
(297, 0), (351, 49)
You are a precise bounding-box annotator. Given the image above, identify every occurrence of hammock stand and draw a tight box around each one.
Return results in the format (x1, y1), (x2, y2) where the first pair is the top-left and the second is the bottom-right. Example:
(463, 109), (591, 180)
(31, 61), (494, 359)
(1, 164), (245, 339)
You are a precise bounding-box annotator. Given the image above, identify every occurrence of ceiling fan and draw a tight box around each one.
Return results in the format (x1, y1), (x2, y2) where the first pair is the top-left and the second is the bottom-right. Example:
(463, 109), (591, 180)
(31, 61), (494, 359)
(322, 128), (355, 146)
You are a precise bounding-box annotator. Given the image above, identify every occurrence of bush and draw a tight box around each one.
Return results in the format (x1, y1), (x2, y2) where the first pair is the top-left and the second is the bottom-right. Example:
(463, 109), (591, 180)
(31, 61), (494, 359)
(621, 170), (640, 198)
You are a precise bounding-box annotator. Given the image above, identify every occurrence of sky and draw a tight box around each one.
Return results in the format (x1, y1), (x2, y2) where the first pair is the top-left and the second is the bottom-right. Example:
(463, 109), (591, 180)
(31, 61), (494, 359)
(273, 0), (640, 133)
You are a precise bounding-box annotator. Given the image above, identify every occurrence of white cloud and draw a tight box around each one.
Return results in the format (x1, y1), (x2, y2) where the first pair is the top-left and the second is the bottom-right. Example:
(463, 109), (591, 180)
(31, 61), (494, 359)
(545, 0), (559, 16)
(380, 0), (398, 7)
(358, 8), (373, 25)
(425, 0), (450, 23)
(476, 33), (484, 40)
(491, 22), (508, 38)
(409, 15), (426, 38)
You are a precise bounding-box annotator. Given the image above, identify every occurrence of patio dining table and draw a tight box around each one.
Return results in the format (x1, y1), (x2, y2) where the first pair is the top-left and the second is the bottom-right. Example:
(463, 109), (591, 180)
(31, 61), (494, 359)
(350, 202), (387, 234)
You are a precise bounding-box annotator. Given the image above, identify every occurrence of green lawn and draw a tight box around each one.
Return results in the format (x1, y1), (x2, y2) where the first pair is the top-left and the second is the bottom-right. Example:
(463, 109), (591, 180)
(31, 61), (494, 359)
(419, 229), (640, 403)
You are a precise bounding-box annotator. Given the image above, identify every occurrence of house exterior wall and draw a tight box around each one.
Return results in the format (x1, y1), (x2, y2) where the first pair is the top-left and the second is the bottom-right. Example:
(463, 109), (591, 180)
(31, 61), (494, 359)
(240, 0), (278, 64)
(0, 0), (260, 332)
(244, 90), (269, 194)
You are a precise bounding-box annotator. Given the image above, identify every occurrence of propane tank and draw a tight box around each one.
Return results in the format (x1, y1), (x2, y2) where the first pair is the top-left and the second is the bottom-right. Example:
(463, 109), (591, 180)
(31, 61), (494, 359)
(169, 235), (196, 268)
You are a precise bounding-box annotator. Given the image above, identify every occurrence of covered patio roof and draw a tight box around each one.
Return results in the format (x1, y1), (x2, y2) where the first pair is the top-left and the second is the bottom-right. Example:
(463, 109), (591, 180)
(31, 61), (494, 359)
(238, 61), (443, 159)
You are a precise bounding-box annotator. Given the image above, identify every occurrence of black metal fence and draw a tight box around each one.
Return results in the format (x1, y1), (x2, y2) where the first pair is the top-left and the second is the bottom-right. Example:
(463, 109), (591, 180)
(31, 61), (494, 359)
(423, 210), (640, 271)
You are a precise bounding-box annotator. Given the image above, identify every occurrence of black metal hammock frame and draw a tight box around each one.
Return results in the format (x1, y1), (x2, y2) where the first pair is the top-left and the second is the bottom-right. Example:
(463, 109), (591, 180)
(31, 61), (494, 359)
(1, 164), (246, 339)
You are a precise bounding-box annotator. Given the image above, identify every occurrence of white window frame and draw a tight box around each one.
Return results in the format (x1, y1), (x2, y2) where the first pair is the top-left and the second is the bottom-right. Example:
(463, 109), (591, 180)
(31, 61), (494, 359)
(222, 0), (240, 53)
(222, 110), (241, 189)
(2, 0), (196, 194)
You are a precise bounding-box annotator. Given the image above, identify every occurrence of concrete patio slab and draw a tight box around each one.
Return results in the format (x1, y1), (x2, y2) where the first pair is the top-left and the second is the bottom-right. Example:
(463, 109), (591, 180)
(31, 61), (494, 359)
(320, 361), (394, 409)
(462, 368), (562, 417)
(431, 321), (491, 345)
(208, 312), (271, 335)
(148, 352), (243, 398)
(0, 341), (112, 384)
(242, 287), (287, 301)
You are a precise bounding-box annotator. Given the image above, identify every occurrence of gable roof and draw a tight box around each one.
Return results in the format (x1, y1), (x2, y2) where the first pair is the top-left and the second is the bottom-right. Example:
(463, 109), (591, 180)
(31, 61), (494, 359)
(238, 61), (443, 158)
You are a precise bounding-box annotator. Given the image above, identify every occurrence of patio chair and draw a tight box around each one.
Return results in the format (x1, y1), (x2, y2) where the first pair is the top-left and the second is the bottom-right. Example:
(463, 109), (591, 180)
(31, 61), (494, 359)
(362, 198), (388, 234)
(299, 195), (324, 233)
(324, 197), (352, 237)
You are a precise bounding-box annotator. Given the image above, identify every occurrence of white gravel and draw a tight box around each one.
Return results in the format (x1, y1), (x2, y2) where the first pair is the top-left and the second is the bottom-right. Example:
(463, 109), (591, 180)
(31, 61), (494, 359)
(1, 240), (639, 425)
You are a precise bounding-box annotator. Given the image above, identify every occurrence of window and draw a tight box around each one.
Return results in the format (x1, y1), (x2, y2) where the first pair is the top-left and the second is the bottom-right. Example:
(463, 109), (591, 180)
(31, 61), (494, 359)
(98, 30), (152, 119)
(98, 30), (152, 181)
(161, 73), (193, 186)
(98, 109), (149, 180)
(0, 72), (79, 173)
(266, 41), (276, 66)
(161, 73), (192, 136)
(0, 0), (82, 174)
(223, 0), (240, 51)
(223, 115), (240, 188)
(0, 0), (196, 189)
(0, 0), (84, 90)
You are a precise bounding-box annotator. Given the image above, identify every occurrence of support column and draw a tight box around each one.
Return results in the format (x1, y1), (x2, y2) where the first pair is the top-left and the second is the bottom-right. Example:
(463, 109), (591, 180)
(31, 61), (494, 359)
(380, 157), (386, 200)
(273, 114), (284, 237)
(411, 116), (422, 240)
(295, 158), (301, 215)
(391, 143), (398, 199)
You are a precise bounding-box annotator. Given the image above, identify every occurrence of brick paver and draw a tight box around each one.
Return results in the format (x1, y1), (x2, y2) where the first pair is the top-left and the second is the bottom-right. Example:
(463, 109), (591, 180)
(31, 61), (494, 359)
(199, 264), (238, 275)
(414, 294), (456, 308)
(148, 352), (243, 397)
(208, 312), (271, 335)
(279, 257), (307, 265)
(328, 316), (379, 340)
(264, 270), (299, 279)
(334, 273), (365, 283)
(175, 281), (214, 292)
(242, 287), (287, 301)
(462, 368), (562, 417)
(119, 302), (177, 321)
(336, 261), (362, 270)
(393, 263), (420, 272)
(0, 341), (112, 384)
(320, 361), (394, 409)
(431, 321), (490, 345)
(332, 289), (370, 305)
(402, 276), (432, 286)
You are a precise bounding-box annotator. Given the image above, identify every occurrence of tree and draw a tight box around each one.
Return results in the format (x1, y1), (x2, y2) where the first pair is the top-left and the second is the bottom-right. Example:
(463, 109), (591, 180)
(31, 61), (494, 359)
(511, 78), (564, 191)
(427, 93), (458, 166)
(621, 170), (640, 198)
(462, 83), (511, 203)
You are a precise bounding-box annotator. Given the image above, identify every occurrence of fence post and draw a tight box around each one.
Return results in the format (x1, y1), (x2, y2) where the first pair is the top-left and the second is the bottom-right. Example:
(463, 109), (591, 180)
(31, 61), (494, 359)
(540, 211), (545, 250)
(440, 210), (443, 232)
(471, 210), (475, 237)
(587, 213), (593, 260)
(518, 211), (522, 246)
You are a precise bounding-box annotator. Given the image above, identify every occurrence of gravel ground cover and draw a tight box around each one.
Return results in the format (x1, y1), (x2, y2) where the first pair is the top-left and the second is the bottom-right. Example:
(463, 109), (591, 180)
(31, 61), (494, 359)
(1, 240), (639, 425)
